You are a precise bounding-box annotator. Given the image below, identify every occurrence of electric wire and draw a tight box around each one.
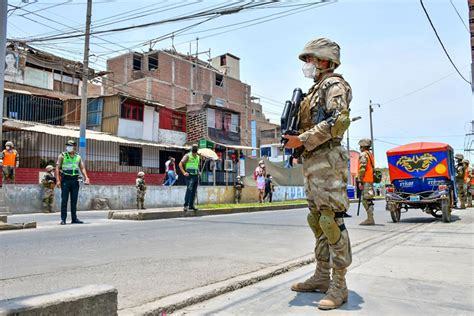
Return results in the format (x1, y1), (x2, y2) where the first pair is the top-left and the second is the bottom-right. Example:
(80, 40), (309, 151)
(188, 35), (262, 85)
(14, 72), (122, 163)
(419, 0), (471, 85)
(449, 0), (469, 32)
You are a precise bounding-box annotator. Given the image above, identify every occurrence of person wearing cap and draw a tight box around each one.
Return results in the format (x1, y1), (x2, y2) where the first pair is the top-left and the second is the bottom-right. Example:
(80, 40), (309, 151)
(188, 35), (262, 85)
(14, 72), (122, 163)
(41, 165), (57, 213)
(284, 38), (352, 310)
(357, 138), (376, 225)
(254, 160), (266, 203)
(179, 144), (201, 213)
(0, 141), (19, 185)
(136, 171), (147, 209)
(455, 153), (466, 209)
(234, 175), (245, 204)
(56, 140), (90, 225)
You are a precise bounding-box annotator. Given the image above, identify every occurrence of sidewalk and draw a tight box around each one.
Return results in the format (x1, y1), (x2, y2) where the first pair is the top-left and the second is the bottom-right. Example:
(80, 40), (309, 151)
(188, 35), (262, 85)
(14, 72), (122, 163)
(172, 208), (474, 316)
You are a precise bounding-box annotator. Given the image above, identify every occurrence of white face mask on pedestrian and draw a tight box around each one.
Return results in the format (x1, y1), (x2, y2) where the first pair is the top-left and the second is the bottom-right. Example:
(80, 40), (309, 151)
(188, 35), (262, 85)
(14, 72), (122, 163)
(66, 146), (74, 153)
(302, 62), (323, 79)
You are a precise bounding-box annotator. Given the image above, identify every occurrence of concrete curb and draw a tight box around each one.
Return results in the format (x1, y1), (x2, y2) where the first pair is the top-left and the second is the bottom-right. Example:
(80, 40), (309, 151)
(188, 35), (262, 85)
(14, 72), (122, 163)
(0, 221), (36, 231)
(108, 204), (308, 221)
(119, 255), (315, 315)
(109, 197), (385, 221)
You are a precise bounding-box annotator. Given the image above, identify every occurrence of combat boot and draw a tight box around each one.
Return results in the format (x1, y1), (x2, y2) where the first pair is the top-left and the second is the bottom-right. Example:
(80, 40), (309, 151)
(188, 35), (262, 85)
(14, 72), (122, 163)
(359, 207), (375, 225)
(291, 261), (330, 293)
(318, 268), (348, 310)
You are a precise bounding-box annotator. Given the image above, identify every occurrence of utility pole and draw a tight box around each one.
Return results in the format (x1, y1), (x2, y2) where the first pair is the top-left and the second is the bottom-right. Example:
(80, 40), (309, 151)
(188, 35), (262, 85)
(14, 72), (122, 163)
(0, 0), (8, 147)
(470, 0), (474, 92)
(79, 0), (92, 161)
(369, 100), (380, 159)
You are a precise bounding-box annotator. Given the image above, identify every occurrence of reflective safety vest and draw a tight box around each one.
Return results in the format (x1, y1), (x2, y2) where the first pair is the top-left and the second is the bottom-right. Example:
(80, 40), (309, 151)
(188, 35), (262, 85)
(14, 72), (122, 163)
(61, 152), (81, 176)
(2, 149), (17, 167)
(358, 151), (374, 183)
(185, 153), (200, 175)
(465, 169), (469, 183)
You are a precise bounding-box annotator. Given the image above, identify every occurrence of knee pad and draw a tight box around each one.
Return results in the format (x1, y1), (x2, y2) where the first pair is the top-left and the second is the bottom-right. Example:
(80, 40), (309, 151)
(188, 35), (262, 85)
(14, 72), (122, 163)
(368, 200), (374, 207)
(319, 209), (341, 245)
(307, 212), (322, 238)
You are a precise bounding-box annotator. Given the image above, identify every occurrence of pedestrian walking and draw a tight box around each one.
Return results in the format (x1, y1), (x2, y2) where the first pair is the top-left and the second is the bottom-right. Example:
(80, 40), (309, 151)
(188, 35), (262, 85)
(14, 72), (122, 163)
(56, 140), (90, 225)
(284, 38), (352, 310)
(0, 141), (19, 185)
(263, 174), (275, 203)
(234, 175), (244, 204)
(455, 154), (466, 209)
(254, 160), (266, 203)
(163, 157), (177, 186)
(357, 138), (376, 225)
(136, 171), (147, 209)
(179, 144), (200, 213)
(41, 165), (56, 213)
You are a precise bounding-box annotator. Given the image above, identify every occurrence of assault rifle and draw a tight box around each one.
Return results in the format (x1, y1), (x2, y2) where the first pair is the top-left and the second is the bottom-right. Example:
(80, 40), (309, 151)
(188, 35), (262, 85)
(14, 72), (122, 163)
(356, 179), (362, 216)
(281, 88), (305, 166)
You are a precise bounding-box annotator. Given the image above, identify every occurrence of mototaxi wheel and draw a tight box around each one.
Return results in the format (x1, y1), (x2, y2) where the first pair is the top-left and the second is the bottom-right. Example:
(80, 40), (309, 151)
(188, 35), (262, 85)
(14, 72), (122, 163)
(441, 197), (451, 223)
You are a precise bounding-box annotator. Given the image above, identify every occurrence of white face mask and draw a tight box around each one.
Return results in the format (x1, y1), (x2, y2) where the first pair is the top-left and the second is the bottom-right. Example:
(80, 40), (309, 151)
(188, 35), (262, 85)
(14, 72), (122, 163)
(6, 146), (11, 150)
(302, 62), (326, 79)
(66, 146), (74, 153)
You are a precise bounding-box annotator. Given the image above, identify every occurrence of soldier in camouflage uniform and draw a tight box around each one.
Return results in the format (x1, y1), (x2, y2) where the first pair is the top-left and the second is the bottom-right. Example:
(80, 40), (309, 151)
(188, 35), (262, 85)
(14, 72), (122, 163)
(234, 176), (244, 204)
(357, 139), (376, 225)
(41, 165), (56, 213)
(284, 38), (352, 310)
(463, 160), (471, 207)
(136, 171), (147, 210)
(455, 154), (466, 209)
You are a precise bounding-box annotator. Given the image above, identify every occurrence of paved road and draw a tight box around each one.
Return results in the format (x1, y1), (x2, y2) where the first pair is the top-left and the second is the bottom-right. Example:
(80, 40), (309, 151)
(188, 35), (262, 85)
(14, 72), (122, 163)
(176, 208), (474, 315)
(1, 201), (464, 312)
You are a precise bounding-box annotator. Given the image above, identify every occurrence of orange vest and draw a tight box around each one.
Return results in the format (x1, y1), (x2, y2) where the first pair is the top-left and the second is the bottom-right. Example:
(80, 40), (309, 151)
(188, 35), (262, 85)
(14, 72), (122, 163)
(465, 169), (469, 183)
(2, 150), (17, 167)
(470, 177), (474, 185)
(358, 151), (374, 183)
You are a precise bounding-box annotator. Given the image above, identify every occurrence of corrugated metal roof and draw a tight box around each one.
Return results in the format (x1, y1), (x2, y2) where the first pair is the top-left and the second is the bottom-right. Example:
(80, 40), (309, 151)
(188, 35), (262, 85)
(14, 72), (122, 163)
(4, 120), (188, 150)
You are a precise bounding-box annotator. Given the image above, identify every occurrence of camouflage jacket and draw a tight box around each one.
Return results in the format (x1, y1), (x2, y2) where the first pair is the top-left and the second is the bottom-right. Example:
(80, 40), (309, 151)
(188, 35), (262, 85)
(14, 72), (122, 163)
(41, 172), (56, 189)
(298, 73), (352, 152)
(235, 180), (244, 190)
(136, 178), (146, 191)
(455, 162), (466, 181)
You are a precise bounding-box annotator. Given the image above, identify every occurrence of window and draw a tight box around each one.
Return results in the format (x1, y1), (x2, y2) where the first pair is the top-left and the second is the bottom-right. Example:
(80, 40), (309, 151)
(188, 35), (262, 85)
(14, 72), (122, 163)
(148, 54), (158, 70)
(261, 147), (271, 157)
(119, 146), (142, 166)
(215, 73), (223, 87)
(133, 53), (142, 71)
(230, 114), (239, 133)
(220, 55), (226, 66)
(121, 98), (144, 121)
(87, 98), (103, 127)
(261, 129), (276, 139)
(159, 108), (186, 132)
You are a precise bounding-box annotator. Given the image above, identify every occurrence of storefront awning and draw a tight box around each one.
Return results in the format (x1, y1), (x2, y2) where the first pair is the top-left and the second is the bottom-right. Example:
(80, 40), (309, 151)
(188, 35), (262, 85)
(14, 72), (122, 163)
(214, 141), (257, 150)
(3, 120), (187, 150)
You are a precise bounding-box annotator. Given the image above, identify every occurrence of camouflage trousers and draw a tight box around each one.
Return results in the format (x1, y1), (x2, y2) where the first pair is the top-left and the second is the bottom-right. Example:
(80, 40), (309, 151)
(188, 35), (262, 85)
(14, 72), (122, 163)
(467, 185), (472, 207)
(137, 190), (146, 208)
(361, 182), (375, 212)
(303, 146), (352, 270)
(2, 166), (15, 184)
(456, 181), (466, 207)
(42, 188), (54, 212)
(235, 189), (242, 204)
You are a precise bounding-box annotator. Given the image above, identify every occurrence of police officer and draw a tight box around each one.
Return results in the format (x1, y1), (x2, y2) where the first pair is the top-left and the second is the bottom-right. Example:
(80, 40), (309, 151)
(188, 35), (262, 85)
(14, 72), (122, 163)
(357, 139), (376, 225)
(284, 38), (352, 310)
(41, 165), (56, 213)
(56, 140), (90, 225)
(455, 154), (466, 209)
(179, 144), (201, 213)
(136, 171), (147, 209)
(0, 141), (19, 184)
(234, 176), (244, 204)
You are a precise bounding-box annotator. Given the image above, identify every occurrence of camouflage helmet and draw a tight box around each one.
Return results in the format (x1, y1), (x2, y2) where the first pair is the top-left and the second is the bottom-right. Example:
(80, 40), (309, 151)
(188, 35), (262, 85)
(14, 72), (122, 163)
(463, 159), (470, 165)
(455, 153), (464, 160)
(298, 38), (341, 67)
(236, 176), (241, 179)
(45, 165), (54, 171)
(358, 138), (372, 147)
(5, 141), (13, 147)
(137, 171), (145, 177)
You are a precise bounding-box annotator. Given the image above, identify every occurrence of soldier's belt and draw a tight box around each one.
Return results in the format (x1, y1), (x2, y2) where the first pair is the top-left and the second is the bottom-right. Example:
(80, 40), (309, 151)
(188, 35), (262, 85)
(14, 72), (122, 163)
(303, 140), (342, 158)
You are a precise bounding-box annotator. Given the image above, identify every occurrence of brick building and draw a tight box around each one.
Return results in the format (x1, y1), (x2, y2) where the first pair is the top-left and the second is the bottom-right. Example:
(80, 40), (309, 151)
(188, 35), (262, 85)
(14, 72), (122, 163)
(249, 97), (282, 158)
(105, 49), (252, 146)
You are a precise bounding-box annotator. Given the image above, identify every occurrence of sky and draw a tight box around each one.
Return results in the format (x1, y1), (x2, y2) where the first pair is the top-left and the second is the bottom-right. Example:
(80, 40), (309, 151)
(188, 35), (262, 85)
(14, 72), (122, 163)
(6, 0), (473, 167)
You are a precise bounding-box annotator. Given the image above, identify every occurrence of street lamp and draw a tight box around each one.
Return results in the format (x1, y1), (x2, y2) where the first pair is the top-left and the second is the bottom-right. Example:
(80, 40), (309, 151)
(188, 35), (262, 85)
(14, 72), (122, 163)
(369, 100), (380, 159)
(347, 116), (362, 185)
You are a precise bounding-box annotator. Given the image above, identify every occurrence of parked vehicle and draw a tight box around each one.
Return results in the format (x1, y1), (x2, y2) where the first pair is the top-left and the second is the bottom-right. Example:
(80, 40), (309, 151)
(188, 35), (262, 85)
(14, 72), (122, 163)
(385, 142), (457, 223)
